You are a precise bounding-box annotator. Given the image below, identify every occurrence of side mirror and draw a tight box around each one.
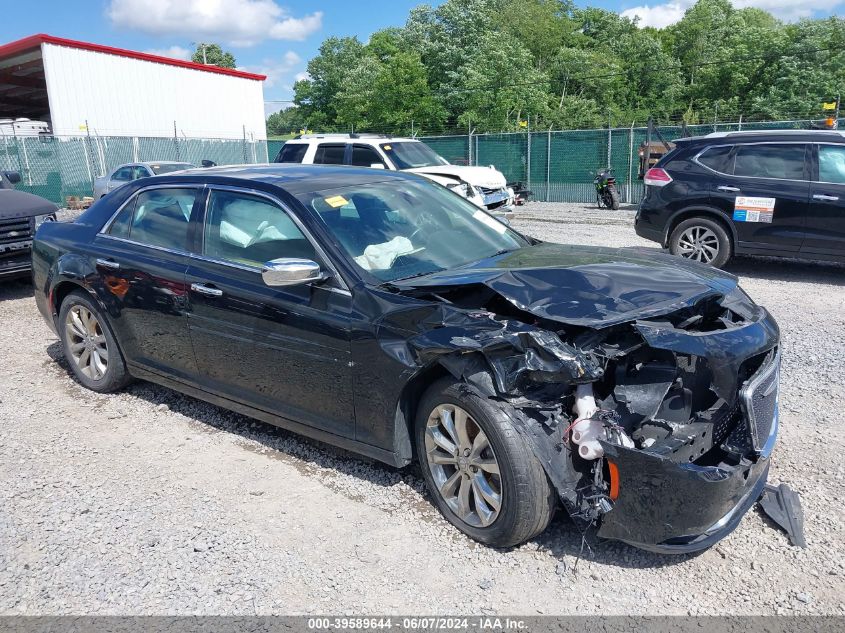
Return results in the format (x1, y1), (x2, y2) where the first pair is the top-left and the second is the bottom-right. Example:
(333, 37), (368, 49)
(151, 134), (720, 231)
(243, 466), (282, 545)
(4, 171), (21, 184)
(201, 160), (217, 168)
(261, 258), (324, 287)
(370, 163), (386, 170)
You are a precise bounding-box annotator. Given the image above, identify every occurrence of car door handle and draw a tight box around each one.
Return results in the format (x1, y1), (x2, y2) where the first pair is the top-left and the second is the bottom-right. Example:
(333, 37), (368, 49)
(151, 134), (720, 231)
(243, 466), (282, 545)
(190, 283), (223, 297)
(717, 185), (741, 192)
(96, 258), (120, 270)
(813, 194), (840, 201)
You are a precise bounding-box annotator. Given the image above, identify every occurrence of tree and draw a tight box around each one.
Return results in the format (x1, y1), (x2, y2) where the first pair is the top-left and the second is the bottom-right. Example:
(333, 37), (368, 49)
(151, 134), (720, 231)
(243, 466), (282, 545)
(192, 43), (236, 68)
(266, 107), (308, 137)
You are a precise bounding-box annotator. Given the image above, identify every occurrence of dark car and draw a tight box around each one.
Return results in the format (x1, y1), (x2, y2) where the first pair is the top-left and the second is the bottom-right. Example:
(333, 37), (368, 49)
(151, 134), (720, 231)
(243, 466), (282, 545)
(32, 165), (780, 553)
(1, 170), (58, 279)
(635, 129), (845, 267)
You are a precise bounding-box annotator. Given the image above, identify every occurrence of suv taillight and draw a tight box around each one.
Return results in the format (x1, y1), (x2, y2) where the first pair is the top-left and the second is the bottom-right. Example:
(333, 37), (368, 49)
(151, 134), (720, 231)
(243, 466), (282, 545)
(644, 168), (672, 187)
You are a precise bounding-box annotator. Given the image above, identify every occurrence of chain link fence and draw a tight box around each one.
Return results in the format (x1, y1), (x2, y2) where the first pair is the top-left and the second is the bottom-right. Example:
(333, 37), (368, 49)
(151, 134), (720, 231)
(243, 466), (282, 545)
(6, 119), (825, 207)
(0, 134), (268, 205)
(268, 118), (825, 205)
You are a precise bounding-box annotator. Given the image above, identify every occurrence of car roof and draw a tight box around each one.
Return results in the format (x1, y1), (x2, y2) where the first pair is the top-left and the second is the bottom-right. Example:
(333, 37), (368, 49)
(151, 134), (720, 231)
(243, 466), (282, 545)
(285, 136), (416, 144)
(139, 160), (194, 166)
(676, 129), (845, 145)
(171, 162), (418, 194)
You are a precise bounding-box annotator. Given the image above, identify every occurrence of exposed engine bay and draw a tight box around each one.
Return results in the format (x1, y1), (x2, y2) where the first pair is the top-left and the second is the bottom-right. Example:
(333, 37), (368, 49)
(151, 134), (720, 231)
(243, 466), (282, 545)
(383, 250), (783, 551)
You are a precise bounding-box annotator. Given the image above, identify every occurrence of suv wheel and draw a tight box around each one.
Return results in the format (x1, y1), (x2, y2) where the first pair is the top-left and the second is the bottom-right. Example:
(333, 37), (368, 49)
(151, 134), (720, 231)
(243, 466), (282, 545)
(59, 290), (132, 393)
(416, 378), (556, 548)
(669, 217), (732, 267)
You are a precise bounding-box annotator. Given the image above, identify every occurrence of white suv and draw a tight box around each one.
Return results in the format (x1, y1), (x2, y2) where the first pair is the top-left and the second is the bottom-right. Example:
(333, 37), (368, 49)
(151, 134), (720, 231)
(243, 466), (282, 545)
(274, 134), (515, 214)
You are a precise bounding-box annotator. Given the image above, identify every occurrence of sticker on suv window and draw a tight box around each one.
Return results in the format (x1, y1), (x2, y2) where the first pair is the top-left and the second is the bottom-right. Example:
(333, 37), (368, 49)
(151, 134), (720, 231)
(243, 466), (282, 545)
(733, 197), (775, 223)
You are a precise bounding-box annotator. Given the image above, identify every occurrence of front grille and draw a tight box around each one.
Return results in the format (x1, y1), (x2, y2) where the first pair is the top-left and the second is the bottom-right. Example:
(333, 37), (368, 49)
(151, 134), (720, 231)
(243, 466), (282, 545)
(739, 348), (780, 453)
(0, 217), (33, 245)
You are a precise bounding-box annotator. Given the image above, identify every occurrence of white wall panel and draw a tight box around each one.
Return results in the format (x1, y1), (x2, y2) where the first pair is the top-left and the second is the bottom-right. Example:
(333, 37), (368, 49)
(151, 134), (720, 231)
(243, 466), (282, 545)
(42, 43), (266, 140)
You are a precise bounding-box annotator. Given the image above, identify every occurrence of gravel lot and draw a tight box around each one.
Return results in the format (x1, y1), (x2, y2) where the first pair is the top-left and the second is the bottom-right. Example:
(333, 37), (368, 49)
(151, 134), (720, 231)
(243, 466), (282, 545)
(1, 202), (843, 615)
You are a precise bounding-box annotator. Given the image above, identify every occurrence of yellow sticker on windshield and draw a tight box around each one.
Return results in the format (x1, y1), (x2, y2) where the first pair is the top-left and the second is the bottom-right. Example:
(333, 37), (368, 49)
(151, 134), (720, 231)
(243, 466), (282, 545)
(383, 145), (392, 150)
(324, 195), (349, 208)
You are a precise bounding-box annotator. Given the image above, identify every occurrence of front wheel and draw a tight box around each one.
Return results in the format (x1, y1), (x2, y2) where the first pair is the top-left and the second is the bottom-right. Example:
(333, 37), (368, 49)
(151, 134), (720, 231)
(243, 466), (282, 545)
(669, 217), (732, 267)
(416, 378), (556, 548)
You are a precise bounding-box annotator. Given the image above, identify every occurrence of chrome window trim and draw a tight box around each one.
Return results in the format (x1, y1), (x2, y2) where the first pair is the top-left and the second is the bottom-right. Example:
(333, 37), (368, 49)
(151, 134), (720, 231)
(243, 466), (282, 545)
(200, 184), (351, 292)
(692, 141), (811, 183)
(98, 234), (193, 257)
(815, 143), (845, 186)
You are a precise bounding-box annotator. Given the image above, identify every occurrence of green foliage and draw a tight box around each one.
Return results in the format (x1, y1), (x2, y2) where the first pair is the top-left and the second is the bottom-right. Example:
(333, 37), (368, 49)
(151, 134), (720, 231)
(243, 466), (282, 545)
(191, 43), (236, 69)
(276, 0), (845, 135)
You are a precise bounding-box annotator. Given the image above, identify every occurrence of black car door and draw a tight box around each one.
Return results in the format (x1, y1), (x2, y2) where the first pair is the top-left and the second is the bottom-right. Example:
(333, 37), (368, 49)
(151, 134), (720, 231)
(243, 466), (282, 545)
(707, 142), (809, 253)
(186, 186), (356, 438)
(94, 185), (201, 380)
(803, 143), (845, 257)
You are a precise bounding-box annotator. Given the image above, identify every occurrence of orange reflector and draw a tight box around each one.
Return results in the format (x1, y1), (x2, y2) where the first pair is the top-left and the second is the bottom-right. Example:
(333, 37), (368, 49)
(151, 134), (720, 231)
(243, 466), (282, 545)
(608, 461), (620, 500)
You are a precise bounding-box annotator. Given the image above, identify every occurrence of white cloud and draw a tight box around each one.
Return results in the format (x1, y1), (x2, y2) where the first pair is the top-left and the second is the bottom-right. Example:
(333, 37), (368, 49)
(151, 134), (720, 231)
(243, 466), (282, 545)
(294, 71), (309, 82)
(107, 0), (323, 46)
(143, 45), (192, 60)
(621, 2), (691, 29)
(241, 50), (301, 87)
(621, 1), (841, 28)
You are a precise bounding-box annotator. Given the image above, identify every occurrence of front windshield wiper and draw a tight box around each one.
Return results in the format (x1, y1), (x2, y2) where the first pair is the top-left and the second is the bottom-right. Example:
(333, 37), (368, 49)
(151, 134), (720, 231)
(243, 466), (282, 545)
(384, 269), (442, 285)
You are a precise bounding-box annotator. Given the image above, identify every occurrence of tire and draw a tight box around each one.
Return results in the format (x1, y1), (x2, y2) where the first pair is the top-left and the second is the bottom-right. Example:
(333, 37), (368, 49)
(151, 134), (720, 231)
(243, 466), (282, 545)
(415, 378), (556, 548)
(669, 216), (732, 268)
(58, 290), (132, 393)
(607, 186), (620, 210)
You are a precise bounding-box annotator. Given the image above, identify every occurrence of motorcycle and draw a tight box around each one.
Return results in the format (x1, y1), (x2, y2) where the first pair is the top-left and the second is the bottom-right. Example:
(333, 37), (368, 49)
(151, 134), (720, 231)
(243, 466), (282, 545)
(594, 167), (620, 210)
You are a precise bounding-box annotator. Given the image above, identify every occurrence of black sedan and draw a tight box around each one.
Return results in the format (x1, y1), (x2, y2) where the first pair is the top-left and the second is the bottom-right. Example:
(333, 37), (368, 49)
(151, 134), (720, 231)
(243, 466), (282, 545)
(32, 165), (781, 552)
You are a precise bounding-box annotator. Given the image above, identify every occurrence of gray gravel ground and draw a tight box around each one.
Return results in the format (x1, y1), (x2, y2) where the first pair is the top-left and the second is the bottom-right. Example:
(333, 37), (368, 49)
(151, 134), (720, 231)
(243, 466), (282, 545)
(1, 202), (843, 615)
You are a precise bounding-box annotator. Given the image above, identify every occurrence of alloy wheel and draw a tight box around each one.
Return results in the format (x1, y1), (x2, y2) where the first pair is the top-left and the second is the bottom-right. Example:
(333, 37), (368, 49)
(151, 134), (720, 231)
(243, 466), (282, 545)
(65, 305), (109, 380)
(677, 225), (720, 263)
(424, 404), (503, 527)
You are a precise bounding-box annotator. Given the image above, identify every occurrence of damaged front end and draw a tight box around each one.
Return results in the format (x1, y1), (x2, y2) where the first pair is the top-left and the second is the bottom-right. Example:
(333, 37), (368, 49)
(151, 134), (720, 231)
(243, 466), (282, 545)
(389, 269), (780, 553)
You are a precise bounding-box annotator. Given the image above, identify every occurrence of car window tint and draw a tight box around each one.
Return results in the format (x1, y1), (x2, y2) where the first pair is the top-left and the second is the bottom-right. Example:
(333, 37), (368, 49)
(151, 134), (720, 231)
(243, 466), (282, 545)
(107, 199), (135, 239)
(112, 167), (132, 181)
(733, 144), (805, 180)
(276, 143), (308, 163)
(125, 188), (196, 250)
(697, 146), (733, 173)
(132, 166), (148, 180)
(314, 144), (346, 165)
(203, 190), (317, 267)
(350, 145), (385, 167)
(819, 145), (845, 184)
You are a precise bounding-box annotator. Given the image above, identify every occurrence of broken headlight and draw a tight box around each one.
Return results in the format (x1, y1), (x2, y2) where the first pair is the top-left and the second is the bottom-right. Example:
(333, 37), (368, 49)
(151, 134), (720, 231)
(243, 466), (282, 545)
(34, 213), (56, 229)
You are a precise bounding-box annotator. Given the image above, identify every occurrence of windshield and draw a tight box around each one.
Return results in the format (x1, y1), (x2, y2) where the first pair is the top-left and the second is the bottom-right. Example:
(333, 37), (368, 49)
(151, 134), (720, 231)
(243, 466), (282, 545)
(296, 179), (529, 282)
(380, 142), (449, 170)
(149, 163), (194, 175)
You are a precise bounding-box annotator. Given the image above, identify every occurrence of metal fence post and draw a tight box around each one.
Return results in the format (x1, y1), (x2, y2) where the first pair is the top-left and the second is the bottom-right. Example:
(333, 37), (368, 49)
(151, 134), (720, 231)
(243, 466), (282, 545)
(546, 128), (551, 203)
(526, 116), (531, 192)
(625, 121), (634, 204)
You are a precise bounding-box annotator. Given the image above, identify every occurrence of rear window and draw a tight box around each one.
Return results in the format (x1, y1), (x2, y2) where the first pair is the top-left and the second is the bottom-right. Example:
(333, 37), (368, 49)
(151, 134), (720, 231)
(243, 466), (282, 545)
(697, 145), (733, 173)
(314, 144), (346, 165)
(149, 163), (194, 175)
(733, 144), (806, 180)
(276, 143), (308, 163)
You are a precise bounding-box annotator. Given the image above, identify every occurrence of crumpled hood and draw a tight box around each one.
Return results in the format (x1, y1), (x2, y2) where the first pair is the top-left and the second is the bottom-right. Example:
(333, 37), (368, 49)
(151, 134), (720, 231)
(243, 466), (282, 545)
(396, 243), (738, 328)
(407, 165), (507, 189)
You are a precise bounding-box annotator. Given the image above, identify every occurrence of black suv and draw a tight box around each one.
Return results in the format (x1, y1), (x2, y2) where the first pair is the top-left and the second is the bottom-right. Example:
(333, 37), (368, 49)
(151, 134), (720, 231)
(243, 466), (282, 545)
(635, 130), (845, 267)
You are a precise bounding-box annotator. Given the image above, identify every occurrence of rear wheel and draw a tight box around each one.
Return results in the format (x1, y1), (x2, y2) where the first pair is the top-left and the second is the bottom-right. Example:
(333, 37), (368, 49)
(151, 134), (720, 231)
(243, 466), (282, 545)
(604, 186), (620, 210)
(669, 216), (732, 267)
(416, 378), (556, 547)
(58, 290), (131, 393)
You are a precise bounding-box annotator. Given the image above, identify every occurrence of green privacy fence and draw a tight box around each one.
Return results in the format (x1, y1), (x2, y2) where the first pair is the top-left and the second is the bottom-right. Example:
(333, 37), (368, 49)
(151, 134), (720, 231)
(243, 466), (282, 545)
(5, 120), (823, 207)
(0, 134), (268, 205)
(270, 119), (822, 205)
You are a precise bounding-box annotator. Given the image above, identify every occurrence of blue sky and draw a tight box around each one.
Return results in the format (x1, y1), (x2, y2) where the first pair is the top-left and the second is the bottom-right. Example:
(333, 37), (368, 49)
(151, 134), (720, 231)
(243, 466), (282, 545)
(2, 1), (840, 117)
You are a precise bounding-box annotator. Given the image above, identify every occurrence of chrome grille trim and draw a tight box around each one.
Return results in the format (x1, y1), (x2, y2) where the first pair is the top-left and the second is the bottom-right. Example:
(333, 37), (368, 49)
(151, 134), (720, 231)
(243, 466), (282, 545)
(739, 347), (780, 454)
